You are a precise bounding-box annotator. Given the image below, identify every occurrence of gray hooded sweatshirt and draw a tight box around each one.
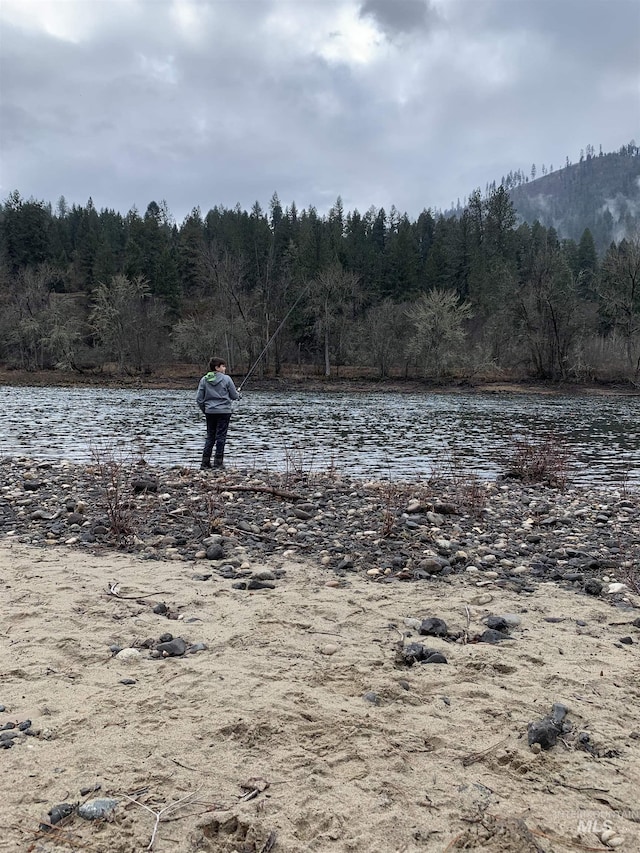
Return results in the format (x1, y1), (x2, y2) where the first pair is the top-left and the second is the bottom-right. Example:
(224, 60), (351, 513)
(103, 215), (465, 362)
(196, 371), (239, 414)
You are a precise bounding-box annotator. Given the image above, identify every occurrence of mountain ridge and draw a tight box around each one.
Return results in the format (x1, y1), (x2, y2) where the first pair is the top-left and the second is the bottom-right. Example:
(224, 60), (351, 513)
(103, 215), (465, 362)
(506, 144), (640, 252)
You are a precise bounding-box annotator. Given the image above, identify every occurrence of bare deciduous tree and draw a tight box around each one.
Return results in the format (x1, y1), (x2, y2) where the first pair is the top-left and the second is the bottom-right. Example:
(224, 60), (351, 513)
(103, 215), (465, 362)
(310, 263), (361, 377)
(91, 274), (167, 372)
(406, 288), (473, 378)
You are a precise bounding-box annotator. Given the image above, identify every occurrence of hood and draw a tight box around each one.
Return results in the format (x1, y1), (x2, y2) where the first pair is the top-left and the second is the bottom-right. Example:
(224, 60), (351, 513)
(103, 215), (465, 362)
(205, 371), (224, 383)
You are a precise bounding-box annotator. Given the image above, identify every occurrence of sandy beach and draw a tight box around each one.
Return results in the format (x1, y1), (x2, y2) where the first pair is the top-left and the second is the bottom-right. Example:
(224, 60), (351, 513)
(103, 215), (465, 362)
(1, 536), (639, 852)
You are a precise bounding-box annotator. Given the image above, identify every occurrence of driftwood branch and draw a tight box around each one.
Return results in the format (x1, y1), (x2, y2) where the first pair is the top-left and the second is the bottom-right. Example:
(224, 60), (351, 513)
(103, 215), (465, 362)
(214, 484), (303, 501)
(225, 525), (299, 548)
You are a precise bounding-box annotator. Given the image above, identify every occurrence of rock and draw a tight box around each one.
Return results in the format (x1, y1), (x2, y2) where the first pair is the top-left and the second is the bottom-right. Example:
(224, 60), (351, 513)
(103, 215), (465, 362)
(156, 637), (187, 656)
(252, 570), (276, 581)
(475, 629), (512, 644)
(397, 643), (446, 665)
(115, 648), (142, 662)
(419, 617), (448, 637)
(79, 784), (102, 796)
(619, 636), (633, 645)
(400, 642), (429, 665)
(584, 578), (604, 595)
(293, 507), (313, 520)
(153, 602), (168, 614)
(484, 616), (510, 633)
(206, 543), (224, 560)
(186, 642), (208, 654)
(528, 703), (570, 750)
(599, 829), (625, 848)
(320, 644), (339, 655)
(41, 803), (76, 831)
(421, 651), (448, 664)
(418, 558), (446, 575)
(78, 798), (118, 820)
(528, 718), (560, 750)
(551, 703), (569, 725)
(363, 691), (382, 705)
(247, 579), (275, 590)
(131, 477), (158, 493)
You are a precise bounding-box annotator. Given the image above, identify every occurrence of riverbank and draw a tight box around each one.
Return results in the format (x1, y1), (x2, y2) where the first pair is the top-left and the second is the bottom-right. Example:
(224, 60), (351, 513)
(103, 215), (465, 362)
(1, 365), (639, 396)
(1, 459), (639, 851)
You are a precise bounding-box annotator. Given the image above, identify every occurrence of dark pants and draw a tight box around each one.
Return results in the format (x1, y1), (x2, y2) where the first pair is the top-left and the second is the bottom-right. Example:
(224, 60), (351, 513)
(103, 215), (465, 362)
(203, 413), (231, 460)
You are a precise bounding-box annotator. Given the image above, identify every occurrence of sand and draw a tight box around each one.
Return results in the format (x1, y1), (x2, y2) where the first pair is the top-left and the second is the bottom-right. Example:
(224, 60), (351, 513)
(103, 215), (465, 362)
(1, 540), (639, 853)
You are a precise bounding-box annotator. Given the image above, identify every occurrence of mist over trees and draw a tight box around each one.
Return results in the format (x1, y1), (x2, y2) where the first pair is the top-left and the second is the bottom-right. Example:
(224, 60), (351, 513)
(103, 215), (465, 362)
(1, 146), (639, 383)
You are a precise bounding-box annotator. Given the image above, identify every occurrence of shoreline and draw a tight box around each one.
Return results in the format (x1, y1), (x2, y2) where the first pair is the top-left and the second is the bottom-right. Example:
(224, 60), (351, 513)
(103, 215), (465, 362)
(1, 366), (639, 396)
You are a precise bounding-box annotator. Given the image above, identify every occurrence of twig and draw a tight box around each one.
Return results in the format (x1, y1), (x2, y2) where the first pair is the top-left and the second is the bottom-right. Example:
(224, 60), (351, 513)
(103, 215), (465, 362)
(558, 781), (610, 793)
(107, 582), (172, 600)
(124, 788), (199, 850)
(239, 789), (259, 802)
(462, 605), (472, 644)
(170, 757), (202, 772)
(260, 831), (277, 853)
(161, 805), (228, 821)
(461, 737), (508, 767)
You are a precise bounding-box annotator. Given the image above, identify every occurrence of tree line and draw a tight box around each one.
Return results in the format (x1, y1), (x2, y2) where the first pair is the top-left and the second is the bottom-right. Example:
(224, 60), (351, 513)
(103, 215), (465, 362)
(0, 183), (639, 382)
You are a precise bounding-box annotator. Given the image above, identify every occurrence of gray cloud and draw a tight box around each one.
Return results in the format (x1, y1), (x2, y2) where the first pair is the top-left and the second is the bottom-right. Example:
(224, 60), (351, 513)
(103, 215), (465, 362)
(0, 0), (637, 223)
(358, 0), (437, 35)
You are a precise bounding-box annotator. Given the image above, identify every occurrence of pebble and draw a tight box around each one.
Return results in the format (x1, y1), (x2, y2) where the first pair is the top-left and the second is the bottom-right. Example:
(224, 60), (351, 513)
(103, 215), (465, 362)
(397, 643), (448, 665)
(419, 617), (448, 637)
(320, 644), (339, 655)
(476, 629), (513, 644)
(156, 637), (187, 656)
(2, 459), (639, 615)
(41, 803), (76, 831)
(78, 798), (118, 820)
(527, 703), (569, 750)
(115, 648), (142, 663)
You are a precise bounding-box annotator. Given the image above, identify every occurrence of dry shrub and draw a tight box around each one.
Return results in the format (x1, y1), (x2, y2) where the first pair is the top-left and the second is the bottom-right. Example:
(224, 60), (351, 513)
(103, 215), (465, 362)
(427, 452), (488, 516)
(504, 435), (570, 489)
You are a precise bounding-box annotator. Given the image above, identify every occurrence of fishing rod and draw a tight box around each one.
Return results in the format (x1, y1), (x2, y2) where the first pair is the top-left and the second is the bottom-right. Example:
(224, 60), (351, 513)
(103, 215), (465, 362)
(238, 282), (312, 392)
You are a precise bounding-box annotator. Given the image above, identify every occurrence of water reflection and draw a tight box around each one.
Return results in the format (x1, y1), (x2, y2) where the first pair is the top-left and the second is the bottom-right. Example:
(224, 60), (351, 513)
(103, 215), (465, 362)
(2, 385), (640, 486)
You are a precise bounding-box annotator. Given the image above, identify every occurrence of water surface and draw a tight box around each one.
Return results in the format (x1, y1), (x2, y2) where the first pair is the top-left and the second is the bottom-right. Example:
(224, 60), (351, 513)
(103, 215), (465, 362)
(2, 386), (639, 486)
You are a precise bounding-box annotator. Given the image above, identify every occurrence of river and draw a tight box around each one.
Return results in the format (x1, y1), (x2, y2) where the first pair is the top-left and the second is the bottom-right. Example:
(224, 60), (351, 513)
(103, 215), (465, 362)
(2, 385), (639, 486)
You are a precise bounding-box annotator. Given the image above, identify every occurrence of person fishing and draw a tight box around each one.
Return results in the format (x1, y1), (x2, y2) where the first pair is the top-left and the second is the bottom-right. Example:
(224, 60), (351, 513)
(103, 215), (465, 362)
(196, 357), (240, 470)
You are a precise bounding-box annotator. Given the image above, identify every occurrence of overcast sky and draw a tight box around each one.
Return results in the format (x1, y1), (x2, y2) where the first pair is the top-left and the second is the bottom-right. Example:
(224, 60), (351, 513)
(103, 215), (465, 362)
(1, 0), (638, 224)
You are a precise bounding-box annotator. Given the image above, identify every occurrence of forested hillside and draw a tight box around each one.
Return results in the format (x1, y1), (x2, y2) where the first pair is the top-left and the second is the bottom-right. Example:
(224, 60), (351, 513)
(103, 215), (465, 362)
(507, 143), (640, 253)
(1, 148), (639, 384)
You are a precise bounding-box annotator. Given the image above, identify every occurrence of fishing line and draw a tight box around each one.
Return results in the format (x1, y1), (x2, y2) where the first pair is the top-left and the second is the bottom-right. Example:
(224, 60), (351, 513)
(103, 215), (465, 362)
(238, 282), (311, 392)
